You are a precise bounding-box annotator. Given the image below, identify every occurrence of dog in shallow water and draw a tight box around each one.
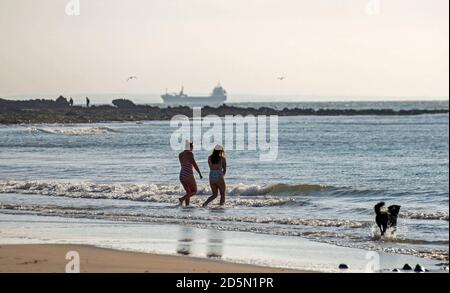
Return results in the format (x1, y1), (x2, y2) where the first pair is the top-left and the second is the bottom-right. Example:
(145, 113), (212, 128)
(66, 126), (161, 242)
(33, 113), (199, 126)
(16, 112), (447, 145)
(374, 202), (401, 236)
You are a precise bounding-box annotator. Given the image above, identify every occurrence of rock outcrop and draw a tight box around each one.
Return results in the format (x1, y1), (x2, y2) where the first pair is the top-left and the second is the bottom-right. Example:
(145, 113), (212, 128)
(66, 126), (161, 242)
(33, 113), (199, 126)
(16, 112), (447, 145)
(112, 99), (136, 109)
(0, 97), (448, 124)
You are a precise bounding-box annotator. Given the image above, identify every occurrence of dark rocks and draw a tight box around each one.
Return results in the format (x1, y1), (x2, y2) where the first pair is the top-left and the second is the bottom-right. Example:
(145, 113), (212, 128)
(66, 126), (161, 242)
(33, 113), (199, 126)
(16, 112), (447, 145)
(402, 264), (412, 270)
(65, 110), (77, 116)
(392, 269), (400, 272)
(55, 96), (70, 107)
(0, 97), (69, 110)
(112, 99), (136, 109)
(338, 264), (349, 269)
(1, 97), (449, 124)
(414, 264), (426, 272)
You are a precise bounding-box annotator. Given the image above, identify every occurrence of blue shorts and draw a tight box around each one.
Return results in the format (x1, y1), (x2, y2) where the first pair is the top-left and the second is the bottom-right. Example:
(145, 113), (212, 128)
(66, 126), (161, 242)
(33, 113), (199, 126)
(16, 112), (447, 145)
(209, 170), (223, 184)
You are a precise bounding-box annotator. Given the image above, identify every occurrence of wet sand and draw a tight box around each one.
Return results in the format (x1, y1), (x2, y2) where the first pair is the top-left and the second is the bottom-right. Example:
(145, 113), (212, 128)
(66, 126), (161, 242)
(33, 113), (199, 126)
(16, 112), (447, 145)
(0, 244), (306, 273)
(0, 214), (444, 273)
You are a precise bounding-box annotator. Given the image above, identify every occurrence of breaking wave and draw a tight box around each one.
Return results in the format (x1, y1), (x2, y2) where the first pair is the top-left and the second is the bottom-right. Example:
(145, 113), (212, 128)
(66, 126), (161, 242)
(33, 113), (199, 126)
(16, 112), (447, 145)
(1, 180), (448, 215)
(400, 210), (449, 221)
(0, 203), (368, 228)
(28, 126), (116, 136)
(227, 183), (334, 196)
(0, 180), (332, 207)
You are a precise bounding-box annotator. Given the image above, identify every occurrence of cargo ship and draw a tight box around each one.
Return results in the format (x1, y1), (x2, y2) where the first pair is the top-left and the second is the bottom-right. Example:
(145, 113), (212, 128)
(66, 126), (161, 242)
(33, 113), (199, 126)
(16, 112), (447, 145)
(161, 84), (227, 106)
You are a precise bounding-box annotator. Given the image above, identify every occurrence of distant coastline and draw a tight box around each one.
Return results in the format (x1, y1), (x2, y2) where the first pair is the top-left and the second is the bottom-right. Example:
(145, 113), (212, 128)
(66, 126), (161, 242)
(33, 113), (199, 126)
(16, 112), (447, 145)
(0, 97), (448, 124)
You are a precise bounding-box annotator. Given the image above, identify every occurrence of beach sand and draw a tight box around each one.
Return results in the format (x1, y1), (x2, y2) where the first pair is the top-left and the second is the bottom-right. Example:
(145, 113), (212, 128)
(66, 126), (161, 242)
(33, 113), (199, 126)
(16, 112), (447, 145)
(0, 214), (444, 273)
(0, 244), (305, 273)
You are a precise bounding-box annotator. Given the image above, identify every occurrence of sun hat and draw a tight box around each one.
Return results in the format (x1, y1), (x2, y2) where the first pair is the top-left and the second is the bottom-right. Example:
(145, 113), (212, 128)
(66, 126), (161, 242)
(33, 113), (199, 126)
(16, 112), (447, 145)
(185, 140), (193, 150)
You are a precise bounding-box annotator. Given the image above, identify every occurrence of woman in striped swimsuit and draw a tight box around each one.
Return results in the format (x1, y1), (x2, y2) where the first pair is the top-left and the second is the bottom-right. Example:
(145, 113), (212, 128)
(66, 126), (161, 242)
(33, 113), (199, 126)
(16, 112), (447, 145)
(202, 145), (227, 207)
(178, 141), (203, 206)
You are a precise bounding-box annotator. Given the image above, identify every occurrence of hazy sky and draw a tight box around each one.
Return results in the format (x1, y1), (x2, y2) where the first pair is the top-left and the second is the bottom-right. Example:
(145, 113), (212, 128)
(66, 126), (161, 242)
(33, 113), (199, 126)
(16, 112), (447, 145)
(0, 0), (448, 101)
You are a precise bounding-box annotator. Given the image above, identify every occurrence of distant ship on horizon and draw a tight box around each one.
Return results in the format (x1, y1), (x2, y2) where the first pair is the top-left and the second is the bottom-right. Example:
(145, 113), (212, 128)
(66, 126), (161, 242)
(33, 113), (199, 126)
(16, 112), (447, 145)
(161, 84), (227, 106)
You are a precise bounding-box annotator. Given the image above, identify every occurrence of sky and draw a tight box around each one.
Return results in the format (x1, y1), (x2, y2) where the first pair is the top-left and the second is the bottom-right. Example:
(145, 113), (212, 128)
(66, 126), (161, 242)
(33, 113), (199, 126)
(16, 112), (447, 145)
(0, 0), (448, 102)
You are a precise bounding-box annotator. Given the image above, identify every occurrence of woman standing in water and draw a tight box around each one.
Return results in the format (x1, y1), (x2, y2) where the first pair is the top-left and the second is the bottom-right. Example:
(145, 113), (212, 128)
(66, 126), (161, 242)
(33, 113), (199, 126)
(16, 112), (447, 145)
(178, 140), (203, 206)
(202, 145), (227, 207)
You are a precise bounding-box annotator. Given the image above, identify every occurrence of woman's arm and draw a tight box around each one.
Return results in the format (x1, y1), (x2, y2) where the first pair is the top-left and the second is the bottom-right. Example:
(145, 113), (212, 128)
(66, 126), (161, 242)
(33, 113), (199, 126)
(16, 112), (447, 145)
(208, 157), (213, 169)
(222, 158), (227, 176)
(191, 153), (203, 179)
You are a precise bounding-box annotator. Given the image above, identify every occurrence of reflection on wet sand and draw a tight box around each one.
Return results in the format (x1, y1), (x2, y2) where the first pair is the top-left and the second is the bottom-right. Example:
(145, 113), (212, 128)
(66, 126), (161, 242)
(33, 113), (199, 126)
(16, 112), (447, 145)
(206, 229), (224, 259)
(176, 226), (224, 259)
(176, 226), (194, 256)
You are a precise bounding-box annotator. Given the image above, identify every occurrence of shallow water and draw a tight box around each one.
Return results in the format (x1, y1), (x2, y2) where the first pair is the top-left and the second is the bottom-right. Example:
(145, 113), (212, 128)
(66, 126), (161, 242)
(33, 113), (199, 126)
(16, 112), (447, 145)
(0, 103), (448, 263)
(0, 213), (444, 272)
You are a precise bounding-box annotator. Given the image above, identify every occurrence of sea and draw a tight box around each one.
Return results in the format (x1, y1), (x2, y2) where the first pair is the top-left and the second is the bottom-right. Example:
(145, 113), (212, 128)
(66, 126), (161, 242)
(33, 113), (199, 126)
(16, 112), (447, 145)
(0, 101), (448, 269)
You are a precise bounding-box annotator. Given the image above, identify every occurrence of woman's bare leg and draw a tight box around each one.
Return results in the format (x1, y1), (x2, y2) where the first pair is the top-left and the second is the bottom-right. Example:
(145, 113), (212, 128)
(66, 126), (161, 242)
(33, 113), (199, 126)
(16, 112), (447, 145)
(203, 183), (219, 207)
(179, 176), (196, 205)
(218, 178), (226, 206)
(185, 176), (197, 206)
(179, 180), (191, 206)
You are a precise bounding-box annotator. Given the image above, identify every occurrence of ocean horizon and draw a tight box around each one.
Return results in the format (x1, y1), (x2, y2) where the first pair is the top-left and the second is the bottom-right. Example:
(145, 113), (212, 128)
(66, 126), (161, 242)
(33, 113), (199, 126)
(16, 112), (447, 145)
(2, 93), (449, 105)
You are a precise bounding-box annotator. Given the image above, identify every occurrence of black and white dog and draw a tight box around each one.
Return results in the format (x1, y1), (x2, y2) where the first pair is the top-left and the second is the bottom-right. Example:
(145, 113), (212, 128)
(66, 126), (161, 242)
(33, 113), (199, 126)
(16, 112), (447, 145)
(374, 202), (401, 236)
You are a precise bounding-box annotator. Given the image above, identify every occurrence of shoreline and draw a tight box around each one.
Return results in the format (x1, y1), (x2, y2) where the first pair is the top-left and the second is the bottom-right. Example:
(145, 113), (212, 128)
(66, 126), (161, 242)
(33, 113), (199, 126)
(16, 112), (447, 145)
(0, 214), (446, 273)
(0, 244), (306, 273)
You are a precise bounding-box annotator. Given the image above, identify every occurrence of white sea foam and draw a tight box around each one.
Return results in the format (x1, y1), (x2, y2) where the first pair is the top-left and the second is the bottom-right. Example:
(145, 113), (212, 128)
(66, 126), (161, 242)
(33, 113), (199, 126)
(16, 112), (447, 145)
(29, 126), (115, 136)
(400, 210), (449, 221)
(0, 203), (368, 228)
(0, 180), (329, 207)
(1, 180), (449, 217)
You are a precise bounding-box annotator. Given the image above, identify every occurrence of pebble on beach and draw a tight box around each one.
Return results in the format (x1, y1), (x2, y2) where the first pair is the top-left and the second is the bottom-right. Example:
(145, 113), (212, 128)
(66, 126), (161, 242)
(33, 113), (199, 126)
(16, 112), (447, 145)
(338, 264), (349, 270)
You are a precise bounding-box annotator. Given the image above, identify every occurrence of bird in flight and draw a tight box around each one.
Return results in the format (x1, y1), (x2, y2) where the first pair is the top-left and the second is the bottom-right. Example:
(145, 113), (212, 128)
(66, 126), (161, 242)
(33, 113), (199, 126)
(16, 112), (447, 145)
(277, 76), (286, 81)
(126, 76), (138, 82)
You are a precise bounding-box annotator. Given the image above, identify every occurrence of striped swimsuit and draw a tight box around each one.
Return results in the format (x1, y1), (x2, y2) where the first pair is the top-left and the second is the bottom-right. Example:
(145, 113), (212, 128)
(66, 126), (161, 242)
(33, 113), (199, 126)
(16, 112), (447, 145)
(179, 163), (194, 180)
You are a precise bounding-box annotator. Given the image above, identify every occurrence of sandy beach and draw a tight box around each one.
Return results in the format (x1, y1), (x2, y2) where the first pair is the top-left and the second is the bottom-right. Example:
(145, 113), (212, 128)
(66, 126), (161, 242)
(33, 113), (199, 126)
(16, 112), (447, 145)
(0, 244), (304, 273)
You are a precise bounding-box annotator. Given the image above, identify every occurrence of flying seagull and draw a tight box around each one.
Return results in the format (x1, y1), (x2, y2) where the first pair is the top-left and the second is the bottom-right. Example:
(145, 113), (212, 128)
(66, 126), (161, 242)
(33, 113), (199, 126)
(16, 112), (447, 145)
(277, 76), (286, 81)
(126, 76), (138, 82)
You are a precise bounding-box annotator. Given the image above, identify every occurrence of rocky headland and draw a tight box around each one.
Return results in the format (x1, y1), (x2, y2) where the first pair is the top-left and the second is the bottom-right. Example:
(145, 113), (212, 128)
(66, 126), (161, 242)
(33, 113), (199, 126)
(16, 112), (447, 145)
(0, 97), (448, 124)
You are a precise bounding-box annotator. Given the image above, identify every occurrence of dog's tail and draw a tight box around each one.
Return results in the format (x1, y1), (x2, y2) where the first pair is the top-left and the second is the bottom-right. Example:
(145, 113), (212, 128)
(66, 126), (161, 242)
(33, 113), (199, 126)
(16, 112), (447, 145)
(374, 202), (385, 215)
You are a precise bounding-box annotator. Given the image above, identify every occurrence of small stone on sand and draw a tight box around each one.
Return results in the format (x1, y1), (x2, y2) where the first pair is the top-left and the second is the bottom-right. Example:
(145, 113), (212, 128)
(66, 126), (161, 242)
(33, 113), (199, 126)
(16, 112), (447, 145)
(338, 264), (349, 269)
